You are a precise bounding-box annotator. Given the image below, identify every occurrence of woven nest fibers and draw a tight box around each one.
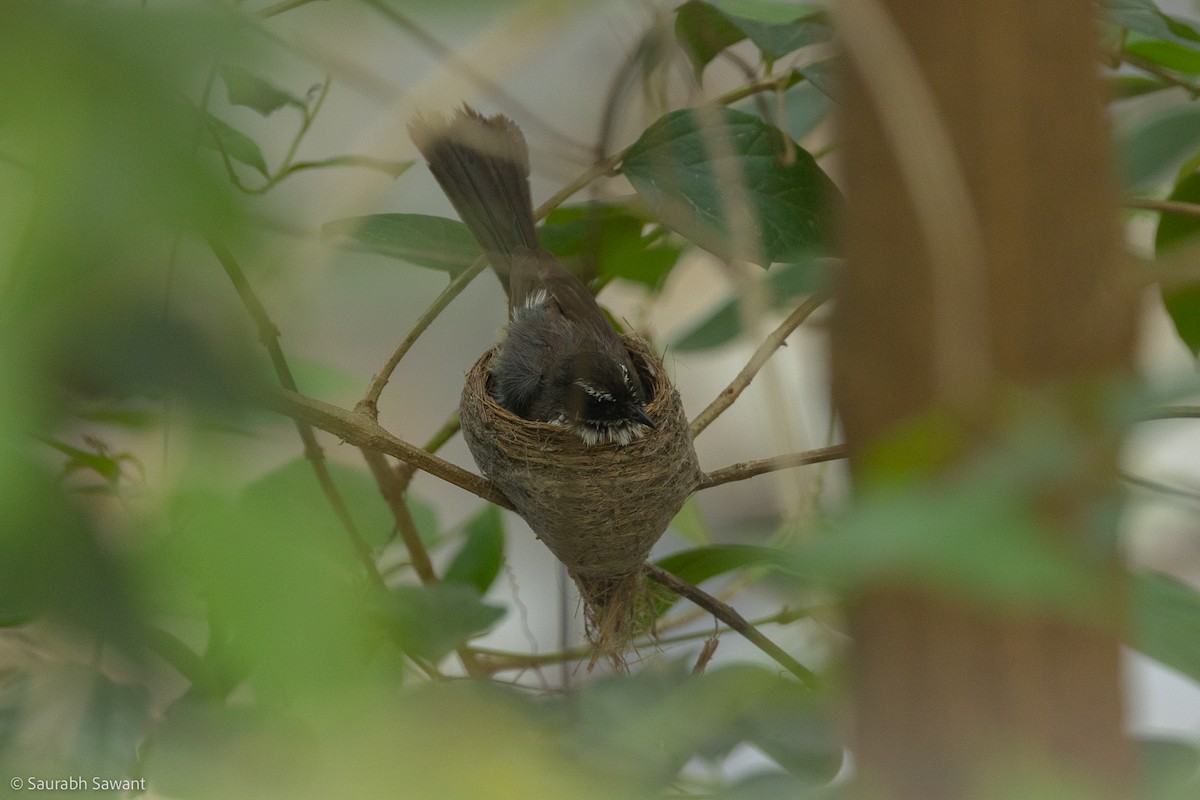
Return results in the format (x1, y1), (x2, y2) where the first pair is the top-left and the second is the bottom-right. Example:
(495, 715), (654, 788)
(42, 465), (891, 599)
(459, 336), (701, 579)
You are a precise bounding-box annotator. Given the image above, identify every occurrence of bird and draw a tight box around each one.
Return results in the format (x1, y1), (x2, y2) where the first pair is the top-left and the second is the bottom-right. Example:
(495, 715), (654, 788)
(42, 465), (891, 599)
(409, 106), (655, 446)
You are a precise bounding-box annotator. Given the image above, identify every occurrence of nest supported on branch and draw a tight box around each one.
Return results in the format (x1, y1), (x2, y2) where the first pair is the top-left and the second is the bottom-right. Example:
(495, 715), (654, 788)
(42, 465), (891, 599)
(459, 335), (701, 659)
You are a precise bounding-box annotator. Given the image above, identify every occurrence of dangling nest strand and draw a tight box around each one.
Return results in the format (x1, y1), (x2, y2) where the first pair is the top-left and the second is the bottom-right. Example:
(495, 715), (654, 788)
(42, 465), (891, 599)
(460, 335), (701, 659)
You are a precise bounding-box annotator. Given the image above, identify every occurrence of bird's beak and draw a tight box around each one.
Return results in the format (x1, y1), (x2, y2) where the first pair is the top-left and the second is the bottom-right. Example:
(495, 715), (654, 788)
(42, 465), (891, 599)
(633, 406), (655, 429)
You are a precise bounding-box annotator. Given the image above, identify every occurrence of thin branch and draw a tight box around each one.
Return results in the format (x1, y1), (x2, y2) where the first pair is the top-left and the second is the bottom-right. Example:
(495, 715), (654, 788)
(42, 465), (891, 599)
(690, 290), (831, 437)
(699, 445), (849, 491)
(206, 236), (385, 587)
(1125, 198), (1200, 220)
(644, 563), (819, 687)
(1139, 405), (1200, 421)
(472, 605), (817, 673)
(268, 387), (514, 510)
(361, 448), (437, 583)
(358, 259), (487, 417)
(1122, 471), (1200, 505)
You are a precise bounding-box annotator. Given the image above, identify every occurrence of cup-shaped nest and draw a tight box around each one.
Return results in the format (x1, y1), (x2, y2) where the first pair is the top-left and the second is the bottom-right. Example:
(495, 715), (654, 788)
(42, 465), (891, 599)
(460, 336), (701, 654)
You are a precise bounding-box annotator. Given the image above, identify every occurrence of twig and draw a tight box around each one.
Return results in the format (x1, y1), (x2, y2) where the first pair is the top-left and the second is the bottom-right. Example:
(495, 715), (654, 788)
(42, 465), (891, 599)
(1122, 471), (1200, 505)
(359, 259), (487, 417)
(268, 387), (514, 510)
(690, 291), (831, 437)
(644, 563), (819, 687)
(361, 448), (437, 583)
(206, 236), (385, 587)
(699, 445), (849, 490)
(1139, 405), (1200, 420)
(1125, 198), (1200, 221)
(471, 605), (816, 673)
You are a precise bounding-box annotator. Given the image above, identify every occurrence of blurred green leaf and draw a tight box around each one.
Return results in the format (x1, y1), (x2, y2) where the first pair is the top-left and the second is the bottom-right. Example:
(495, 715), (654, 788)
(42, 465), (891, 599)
(240, 458), (395, 548)
(201, 110), (270, 176)
(673, 258), (832, 351)
(675, 0), (749, 77)
(668, 497), (714, 546)
(219, 66), (304, 116)
(1154, 170), (1200, 355)
(40, 437), (122, 484)
(540, 204), (682, 290)
(799, 57), (837, 101)
(379, 584), (505, 662)
(657, 544), (794, 586)
(1137, 736), (1200, 800)
(623, 108), (839, 266)
(795, 455), (1107, 613)
(557, 664), (838, 788)
(1119, 105), (1200, 189)
(443, 505), (506, 594)
(0, 463), (140, 638)
(1107, 74), (1173, 99)
(1106, 0), (1200, 46)
(1125, 38), (1200, 73)
(1134, 572), (1200, 686)
(322, 214), (480, 275)
(675, 1), (828, 75)
(408, 496), (440, 547)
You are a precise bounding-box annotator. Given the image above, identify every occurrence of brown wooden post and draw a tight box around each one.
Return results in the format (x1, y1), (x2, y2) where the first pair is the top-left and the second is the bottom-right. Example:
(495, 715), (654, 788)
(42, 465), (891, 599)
(832, 2), (1136, 797)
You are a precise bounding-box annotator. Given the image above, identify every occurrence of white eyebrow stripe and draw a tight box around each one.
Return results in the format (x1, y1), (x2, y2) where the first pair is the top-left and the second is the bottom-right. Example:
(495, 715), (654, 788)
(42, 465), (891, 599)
(574, 380), (614, 401)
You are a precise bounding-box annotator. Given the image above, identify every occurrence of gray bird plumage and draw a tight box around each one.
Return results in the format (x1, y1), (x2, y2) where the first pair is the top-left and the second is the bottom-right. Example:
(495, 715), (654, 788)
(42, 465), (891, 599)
(409, 106), (654, 445)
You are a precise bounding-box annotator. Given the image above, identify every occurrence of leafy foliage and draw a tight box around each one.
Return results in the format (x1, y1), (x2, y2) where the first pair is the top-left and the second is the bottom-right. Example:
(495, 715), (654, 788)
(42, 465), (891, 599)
(5, 0), (1200, 798)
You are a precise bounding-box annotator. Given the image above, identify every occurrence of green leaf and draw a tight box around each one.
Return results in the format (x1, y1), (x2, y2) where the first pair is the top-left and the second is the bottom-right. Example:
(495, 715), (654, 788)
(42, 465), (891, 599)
(1137, 737), (1200, 800)
(668, 497), (714, 546)
(408, 495), (440, 547)
(623, 108), (839, 266)
(1119, 105), (1200, 189)
(322, 213), (480, 275)
(722, 13), (829, 66)
(240, 458), (396, 549)
(1105, 0), (1200, 47)
(1134, 572), (1200, 686)
(200, 110), (269, 176)
(657, 544), (797, 587)
(443, 505), (506, 594)
(539, 203), (682, 290)
(1107, 74), (1173, 99)
(219, 66), (304, 116)
(41, 437), (121, 484)
(379, 584), (505, 661)
(558, 664), (839, 787)
(799, 57), (837, 101)
(675, 0), (748, 78)
(673, 258), (832, 351)
(1155, 170), (1200, 355)
(1125, 38), (1200, 74)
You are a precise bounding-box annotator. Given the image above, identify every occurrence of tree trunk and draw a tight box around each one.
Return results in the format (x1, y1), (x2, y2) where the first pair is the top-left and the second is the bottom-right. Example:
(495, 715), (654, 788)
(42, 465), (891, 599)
(832, 2), (1136, 797)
